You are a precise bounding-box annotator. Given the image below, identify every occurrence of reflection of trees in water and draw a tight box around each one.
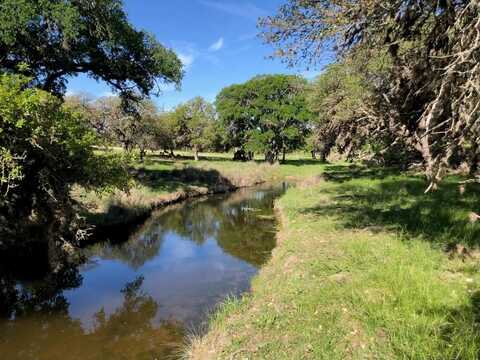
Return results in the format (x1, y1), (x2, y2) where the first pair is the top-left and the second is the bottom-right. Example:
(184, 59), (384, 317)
(0, 275), (184, 360)
(0, 187), (283, 359)
(148, 187), (282, 267)
(85, 221), (168, 270)
(0, 263), (82, 320)
(88, 187), (283, 269)
(216, 189), (279, 267)
(87, 276), (185, 359)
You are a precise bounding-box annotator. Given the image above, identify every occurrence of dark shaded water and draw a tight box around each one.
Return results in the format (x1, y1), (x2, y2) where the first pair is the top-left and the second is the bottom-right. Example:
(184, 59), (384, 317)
(0, 185), (285, 359)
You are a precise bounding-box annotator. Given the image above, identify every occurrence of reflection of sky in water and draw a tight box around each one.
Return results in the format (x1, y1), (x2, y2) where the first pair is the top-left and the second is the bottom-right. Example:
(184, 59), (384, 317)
(65, 188), (278, 331)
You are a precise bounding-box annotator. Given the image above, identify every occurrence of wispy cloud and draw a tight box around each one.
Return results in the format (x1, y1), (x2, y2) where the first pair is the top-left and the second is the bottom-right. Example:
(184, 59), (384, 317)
(178, 52), (195, 69)
(65, 89), (77, 97)
(209, 37), (224, 52)
(198, 0), (267, 21)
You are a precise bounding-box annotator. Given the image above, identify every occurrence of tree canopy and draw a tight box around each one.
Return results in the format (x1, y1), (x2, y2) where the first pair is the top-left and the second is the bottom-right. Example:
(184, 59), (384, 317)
(0, 0), (183, 102)
(262, 0), (480, 189)
(171, 97), (218, 160)
(0, 74), (129, 246)
(0, 0), (184, 248)
(216, 74), (311, 163)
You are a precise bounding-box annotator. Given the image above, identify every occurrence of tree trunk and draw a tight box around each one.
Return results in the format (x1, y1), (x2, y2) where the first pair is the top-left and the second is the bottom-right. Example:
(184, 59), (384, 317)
(193, 147), (199, 161)
(282, 148), (286, 163)
(311, 151), (317, 160)
(468, 143), (479, 177)
(139, 147), (146, 163)
(233, 149), (247, 161)
(418, 134), (440, 192)
(319, 150), (327, 163)
(265, 150), (276, 164)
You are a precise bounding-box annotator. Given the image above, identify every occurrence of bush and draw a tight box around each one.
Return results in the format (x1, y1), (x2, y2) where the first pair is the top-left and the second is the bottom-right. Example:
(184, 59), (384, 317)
(0, 74), (129, 247)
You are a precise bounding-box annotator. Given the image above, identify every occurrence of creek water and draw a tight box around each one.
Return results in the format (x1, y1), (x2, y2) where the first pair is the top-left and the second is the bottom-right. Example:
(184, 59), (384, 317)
(0, 185), (285, 359)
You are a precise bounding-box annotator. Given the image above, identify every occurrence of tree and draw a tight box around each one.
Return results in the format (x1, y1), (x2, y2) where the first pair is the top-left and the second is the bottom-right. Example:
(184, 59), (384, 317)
(0, 74), (129, 249)
(152, 112), (178, 157)
(262, 0), (480, 189)
(172, 97), (217, 161)
(216, 84), (257, 161)
(0, 0), (184, 249)
(0, 0), (183, 103)
(91, 96), (139, 151)
(217, 75), (311, 163)
(132, 99), (160, 162)
(306, 51), (400, 163)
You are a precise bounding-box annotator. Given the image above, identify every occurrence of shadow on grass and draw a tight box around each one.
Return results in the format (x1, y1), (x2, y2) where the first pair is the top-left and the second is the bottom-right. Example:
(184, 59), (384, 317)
(304, 165), (480, 248)
(323, 164), (402, 182)
(143, 152), (234, 163)
(135, 166), (235, 194)
(281, 159), (326, 166)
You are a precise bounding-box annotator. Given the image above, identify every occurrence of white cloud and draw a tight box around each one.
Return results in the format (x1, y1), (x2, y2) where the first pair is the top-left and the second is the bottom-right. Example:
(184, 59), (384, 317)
(178, 52), (195, 69)
(101, 91), (116, 98)
(198, 0), (267, 21)
(65, 89), (77, 97)
(209, 37), (224, 52)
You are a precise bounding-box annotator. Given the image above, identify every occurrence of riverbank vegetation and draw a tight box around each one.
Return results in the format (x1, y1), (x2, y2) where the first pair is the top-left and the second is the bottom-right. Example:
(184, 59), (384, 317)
(0, 0), (183, 250)
(189, 166), (480, 359)
(73, 151), (322, 232)
(3, 0), (479, 253)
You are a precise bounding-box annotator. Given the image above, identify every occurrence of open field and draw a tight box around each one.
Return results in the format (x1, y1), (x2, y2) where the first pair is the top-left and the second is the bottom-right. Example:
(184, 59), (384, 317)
(188, 165), (480, 359)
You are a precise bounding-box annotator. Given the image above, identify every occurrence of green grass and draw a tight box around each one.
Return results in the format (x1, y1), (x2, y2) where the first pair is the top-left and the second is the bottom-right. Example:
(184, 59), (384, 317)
(188, 165), (480, 359)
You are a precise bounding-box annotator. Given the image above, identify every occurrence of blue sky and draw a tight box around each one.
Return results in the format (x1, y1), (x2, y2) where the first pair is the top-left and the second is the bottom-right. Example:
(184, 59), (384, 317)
(67, 0), (331, 110)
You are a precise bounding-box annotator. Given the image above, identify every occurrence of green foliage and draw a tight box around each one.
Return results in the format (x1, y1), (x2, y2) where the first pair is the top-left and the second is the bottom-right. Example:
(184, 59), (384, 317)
(151, 112), (178, 155)
(171, 97), (218, 159)
(216, 83), (255, 151)
(216, 74), (311, 162)
(305, 51), (393, 161)
(262, 0), (480, 187)
(0, 146), (23, 196)
(0, 74), (129, 244)
(0, 0), (183, 102)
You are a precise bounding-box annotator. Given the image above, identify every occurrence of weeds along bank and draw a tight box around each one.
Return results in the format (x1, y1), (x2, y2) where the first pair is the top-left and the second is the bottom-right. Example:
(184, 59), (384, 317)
(188, 167), (480, 359)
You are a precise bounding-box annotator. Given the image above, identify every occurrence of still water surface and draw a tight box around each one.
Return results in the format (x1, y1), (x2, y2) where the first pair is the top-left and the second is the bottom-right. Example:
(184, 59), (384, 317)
(0, 186), (284, 359)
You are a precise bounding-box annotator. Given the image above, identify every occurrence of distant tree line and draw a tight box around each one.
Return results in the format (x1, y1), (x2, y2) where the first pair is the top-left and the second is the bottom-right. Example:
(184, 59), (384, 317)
(66, 74), (312, 164)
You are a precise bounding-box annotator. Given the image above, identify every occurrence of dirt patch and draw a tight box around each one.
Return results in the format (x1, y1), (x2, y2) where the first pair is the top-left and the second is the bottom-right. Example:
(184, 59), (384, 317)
(328, 272), (351, 284)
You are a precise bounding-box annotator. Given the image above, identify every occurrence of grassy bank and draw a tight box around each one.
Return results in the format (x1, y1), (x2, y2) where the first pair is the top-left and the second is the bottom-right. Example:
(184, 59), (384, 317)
(74, 151), (323, 231)
(188, 166), (480, 359)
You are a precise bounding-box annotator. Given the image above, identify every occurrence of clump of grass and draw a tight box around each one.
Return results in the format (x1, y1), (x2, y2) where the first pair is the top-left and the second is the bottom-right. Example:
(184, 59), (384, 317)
(188, 167), (480, 359)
